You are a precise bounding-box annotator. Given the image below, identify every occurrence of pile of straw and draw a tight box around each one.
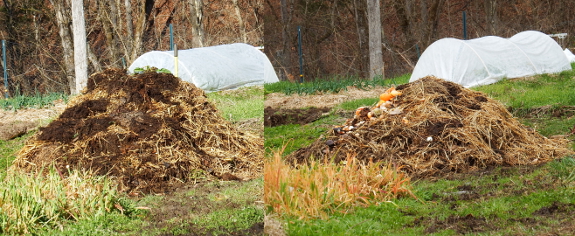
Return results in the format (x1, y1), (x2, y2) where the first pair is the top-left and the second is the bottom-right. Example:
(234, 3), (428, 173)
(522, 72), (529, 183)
(13, 69), (263, 193)
(289, 76), (572, 177)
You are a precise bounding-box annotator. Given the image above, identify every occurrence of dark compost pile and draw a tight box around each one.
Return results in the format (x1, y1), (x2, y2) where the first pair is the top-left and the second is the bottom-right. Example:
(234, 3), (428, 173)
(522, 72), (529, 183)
(288, 76), (572, 178)
(13, 68), (263, 193)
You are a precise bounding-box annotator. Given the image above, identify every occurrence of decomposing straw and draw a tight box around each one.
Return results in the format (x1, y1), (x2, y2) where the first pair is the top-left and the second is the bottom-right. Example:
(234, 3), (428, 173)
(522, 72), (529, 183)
(288, 76), (573, 178)
(12, 68), (263, 193)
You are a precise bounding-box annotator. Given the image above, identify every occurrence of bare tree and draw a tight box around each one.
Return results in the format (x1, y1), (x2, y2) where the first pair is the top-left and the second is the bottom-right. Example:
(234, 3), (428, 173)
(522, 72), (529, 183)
(94, 0), (147, 65)
(485, 0), (498, 34)
(232, 0), (247, 43)
(49, 0), (75, 93)
(189, 0), (204, 48)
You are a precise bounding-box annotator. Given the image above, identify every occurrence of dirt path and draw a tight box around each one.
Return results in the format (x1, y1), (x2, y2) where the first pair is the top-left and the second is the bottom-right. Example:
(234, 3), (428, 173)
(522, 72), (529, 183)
(0, 101), (66, 140)
(264, 86), (390, 109)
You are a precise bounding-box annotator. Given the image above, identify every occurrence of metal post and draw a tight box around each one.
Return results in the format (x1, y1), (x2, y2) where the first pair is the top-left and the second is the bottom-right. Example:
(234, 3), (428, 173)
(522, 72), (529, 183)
(298, 26), (303, 83)
(463, 11), (467, 40)
(416, 44), (420, 59)
(170, 23), (174, 51)
(2, 40), (8, 98)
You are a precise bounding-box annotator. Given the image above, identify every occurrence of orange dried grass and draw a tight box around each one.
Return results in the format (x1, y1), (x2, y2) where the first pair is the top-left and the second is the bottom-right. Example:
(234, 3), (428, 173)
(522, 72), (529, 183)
(264, 147), (414, 220)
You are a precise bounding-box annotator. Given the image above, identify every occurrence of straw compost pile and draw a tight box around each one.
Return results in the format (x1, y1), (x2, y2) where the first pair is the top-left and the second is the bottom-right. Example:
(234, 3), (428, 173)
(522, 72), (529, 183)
(13, 68), (263, 193)
(288, 76), (572, 177)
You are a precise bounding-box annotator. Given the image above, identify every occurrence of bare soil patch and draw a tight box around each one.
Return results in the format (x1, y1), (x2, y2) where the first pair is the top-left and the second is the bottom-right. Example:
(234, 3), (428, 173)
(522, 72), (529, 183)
(264, 86), (390, 109)
(264, 107), (330, 127)
(12, 68), (263, 194)
(0, 101), (66, 141)
(140, 180), (264, 236)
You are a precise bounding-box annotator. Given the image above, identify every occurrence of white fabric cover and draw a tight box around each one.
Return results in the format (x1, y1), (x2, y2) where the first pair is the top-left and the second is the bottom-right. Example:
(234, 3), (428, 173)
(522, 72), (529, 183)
(410, 31), (571, 87)
(128, 43), (279, 92)
(564, 48), (575, 63)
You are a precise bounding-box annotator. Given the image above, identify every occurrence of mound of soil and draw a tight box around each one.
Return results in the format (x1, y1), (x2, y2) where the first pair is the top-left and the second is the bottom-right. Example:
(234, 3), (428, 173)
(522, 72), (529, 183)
(13, 68), (263, 193)
(264, 107), (330, 127)
(288, 76), (572, 178)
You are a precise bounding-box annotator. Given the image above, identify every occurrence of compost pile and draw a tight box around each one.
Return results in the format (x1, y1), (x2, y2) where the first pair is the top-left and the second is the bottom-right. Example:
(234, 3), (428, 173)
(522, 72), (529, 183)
(13, 68), (263, 193)
(288, 76), (572, 178)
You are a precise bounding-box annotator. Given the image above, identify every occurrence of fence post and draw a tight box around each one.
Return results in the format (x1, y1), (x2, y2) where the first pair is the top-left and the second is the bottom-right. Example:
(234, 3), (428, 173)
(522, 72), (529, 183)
(2, 40), (8, 98)
(463, 11), (467, 40)
(298, 26), (303, 83)
(170, 23), (174, 51)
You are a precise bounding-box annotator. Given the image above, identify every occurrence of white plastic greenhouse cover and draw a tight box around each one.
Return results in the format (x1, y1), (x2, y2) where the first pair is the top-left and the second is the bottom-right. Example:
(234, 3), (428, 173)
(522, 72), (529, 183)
(128, 43), (279, 92)
(564, 48), (575, 63)
(409, 31), (571, 88)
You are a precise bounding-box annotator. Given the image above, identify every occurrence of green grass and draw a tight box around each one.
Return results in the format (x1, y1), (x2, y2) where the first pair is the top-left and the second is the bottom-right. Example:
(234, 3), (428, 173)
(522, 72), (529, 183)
(0, 166), (133, 235)
(0, 132), (32, 174)
(207, 86), (263, 121)
(264, 74), (410, 95)
(337, 97), (380, 111)
(474, 69), (575, 114)
(264, 115), (341, 156)
(269, 71), (575, 235)
(0, 92), (68, 110)
(286, 159), (575, 235)
(38, 213), (149, 236)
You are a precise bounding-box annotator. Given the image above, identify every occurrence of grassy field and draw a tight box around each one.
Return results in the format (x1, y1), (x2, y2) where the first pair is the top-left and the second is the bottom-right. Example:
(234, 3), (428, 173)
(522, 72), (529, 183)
(0, 86), (264, 235)
(265, 70), (575, 235)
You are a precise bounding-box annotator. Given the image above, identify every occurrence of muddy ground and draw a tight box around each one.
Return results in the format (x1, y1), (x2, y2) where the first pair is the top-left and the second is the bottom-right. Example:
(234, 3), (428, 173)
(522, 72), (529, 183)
(139, 179), (264, 236)
(409, 164), (575, 235)
(264, 107), (330, 127)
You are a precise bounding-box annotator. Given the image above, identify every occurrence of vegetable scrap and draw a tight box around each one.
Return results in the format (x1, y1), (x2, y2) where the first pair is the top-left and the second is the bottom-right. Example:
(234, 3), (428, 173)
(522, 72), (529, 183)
(333, 86), (405, 136)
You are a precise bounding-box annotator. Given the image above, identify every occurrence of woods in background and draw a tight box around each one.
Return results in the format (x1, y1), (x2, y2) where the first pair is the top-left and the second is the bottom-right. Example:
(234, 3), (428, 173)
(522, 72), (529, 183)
(1, 0), (574, 95)
(0, 0), (263, 95)
(265, 0), (575, 81)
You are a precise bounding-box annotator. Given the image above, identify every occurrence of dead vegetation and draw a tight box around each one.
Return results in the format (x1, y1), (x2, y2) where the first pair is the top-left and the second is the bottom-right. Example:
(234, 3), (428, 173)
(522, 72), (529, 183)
(12, 68), (263, 194)
(288, 76), (573, 178)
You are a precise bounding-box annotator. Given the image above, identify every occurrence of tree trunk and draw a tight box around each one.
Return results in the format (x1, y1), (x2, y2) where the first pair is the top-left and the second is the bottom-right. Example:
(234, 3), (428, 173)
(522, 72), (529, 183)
(72, 0), (87, 94)
(367, 0), (383, 79)
(98, 0), (118, 67)
(278, 0), (293, 81)
(50, 0), (75, 94)
(129, 1), (146, 63)
(189, 0), (204, 48)
(352, 0), (367, 77)
(124, 0), (134, 58)
(485, 0), (498, 34)
(232, 0), (247, 43)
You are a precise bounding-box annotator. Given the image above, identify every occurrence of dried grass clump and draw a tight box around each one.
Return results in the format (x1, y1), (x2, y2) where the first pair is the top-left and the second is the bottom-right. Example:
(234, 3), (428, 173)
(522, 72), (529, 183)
(288, 76), (573, 178)
(12, 68), (263, 193)
(265, 148), (413, 220)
